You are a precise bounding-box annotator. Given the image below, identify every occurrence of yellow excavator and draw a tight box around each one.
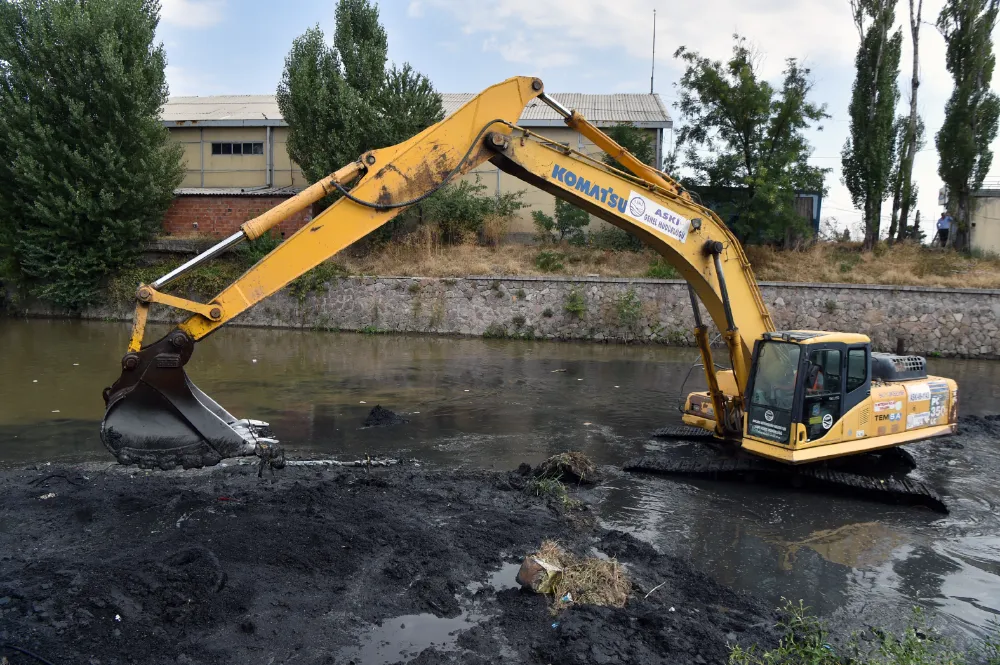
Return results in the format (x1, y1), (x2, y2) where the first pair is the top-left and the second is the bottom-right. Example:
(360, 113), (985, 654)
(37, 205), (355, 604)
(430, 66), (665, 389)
(101, 76), (959, 474)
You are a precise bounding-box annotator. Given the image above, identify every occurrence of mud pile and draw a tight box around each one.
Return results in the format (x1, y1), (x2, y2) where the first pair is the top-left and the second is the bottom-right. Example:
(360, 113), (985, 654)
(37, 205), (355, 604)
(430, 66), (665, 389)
(0, 463), (778, 664)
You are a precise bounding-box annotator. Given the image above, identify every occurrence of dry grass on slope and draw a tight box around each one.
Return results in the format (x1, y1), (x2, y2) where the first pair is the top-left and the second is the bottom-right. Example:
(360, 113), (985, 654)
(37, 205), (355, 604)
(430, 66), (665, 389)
(334, 236), (1000, 289)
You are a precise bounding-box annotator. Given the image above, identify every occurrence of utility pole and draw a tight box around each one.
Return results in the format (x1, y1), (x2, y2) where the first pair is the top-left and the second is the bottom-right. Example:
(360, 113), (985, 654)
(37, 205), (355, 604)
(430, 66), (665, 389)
(650, 9), (656, 94)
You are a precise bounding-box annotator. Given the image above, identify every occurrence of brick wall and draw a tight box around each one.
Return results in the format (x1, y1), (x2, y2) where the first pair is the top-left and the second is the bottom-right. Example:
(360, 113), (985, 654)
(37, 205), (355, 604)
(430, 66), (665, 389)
(162, 195), (312, 238)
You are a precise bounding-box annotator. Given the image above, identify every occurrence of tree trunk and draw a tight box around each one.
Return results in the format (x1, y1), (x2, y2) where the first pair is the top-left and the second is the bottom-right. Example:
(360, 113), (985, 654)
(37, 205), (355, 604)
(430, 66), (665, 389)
(887, 167), (902, 243)
(897, 0), (922, 242)
(863, 196), (880, 250)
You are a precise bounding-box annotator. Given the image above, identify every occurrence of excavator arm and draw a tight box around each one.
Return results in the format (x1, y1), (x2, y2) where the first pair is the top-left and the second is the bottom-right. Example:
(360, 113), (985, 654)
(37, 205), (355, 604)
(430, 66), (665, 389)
(101, 76), (774, 470)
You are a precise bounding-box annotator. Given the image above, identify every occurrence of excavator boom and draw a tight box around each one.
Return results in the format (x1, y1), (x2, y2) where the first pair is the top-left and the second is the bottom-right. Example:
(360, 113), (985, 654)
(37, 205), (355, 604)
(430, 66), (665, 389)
(101, 76), (775, 469)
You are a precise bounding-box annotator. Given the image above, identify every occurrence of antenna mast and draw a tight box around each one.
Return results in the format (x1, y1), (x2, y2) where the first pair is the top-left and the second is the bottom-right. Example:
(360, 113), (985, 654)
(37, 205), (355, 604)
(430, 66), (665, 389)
(650, 9), (656, 94)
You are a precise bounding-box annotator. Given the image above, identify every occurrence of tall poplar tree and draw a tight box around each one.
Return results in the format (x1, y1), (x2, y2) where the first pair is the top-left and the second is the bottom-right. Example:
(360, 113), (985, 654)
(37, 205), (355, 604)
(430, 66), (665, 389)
(935, 0), (1000, 252)
(842, 0), (903, 251)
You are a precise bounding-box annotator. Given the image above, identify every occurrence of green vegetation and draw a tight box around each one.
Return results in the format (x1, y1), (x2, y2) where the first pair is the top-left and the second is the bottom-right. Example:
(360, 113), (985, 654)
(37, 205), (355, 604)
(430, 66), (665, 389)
(532, 199), (591, 245)
(935, 0), (1000, 252)
(523, 476), (579, 509)
(645, 260), (679, 279)
(614, 288), (643, 341)
(564, 289), (587, 318)
(535, 250), (566, 272)
(589, 226), (643, 252)
(277, 0), (442, 186)
(730, 601), (999, 665)
(673, 35), (828, 246)
(842, 0), (902, 251)
(0, 0), (183, 310)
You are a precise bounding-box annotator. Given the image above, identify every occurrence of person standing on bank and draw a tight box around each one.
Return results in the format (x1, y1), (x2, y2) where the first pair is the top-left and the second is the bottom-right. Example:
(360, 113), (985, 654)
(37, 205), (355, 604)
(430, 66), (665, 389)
(936, 211), (954, 247)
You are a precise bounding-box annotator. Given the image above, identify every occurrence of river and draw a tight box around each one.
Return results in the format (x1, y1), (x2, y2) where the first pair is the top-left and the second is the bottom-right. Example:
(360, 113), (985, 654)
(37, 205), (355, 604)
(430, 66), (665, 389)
(2, 318), (999, 641)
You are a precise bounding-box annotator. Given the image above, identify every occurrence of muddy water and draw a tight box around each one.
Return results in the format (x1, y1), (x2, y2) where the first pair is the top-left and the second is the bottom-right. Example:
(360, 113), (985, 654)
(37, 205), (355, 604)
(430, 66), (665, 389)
(2, 318), (999, 639)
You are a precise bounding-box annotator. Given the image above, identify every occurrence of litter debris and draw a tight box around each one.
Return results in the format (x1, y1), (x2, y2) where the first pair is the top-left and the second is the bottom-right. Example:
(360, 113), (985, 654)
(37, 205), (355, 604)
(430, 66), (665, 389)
(359, 401), (367, 404)
(669, 606), (676, 612)
(534, 451), (599, 484)
(645, 581), (667, 598)
(252, 359), (257, 363)
(38, 493), (56, 500)
(551, 369), (566, 373)
(72, 363), (79, 366)
(519, 541), (630, 612)
(114, 614), (121, 622)
(551, 622), (560, 629)
(32, 380), (37, 383)
(51, 410), (60, 413)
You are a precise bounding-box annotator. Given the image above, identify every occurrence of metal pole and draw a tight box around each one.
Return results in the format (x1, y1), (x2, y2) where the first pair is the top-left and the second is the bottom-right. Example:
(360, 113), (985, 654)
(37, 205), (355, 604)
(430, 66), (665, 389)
(712, 251), (737, 332)
(538, 93), (572, 119)
(688, 284), (703, 327)
(650, 9), (656, 94)
(151, 231), (245, 289)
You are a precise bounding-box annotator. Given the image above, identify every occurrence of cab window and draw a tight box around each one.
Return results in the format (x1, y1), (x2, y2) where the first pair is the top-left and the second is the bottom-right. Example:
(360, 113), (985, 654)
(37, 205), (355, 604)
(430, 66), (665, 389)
(804, 348), (841, 441)
(751, 342), (800, 411)
(846, 347), (867, 392)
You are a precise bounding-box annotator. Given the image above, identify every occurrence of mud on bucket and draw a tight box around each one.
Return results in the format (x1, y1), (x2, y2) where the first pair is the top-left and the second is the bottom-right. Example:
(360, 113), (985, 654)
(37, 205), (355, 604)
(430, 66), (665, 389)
(101, 330), (281, 470)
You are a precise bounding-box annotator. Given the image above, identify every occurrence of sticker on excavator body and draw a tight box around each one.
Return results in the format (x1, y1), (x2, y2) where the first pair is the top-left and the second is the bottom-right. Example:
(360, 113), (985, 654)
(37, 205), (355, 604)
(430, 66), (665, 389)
(928, 381), (950, 425)
(874, 400), (903, 412)
(626, 190), (689, 244)
(906, 383), (931, 403)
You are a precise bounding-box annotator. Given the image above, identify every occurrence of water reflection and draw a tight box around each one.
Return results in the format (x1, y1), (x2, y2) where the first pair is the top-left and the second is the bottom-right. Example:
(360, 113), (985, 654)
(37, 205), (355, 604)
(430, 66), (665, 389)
(1, 319), (999, 637)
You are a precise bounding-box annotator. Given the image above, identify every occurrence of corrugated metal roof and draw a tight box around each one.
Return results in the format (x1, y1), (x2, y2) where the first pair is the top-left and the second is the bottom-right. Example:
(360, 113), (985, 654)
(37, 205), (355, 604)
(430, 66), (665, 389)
(440, 92), (670, 126)
(174, 186), (301, 197)
(162, 95), (282, 126)
(162, 92), (670, 128)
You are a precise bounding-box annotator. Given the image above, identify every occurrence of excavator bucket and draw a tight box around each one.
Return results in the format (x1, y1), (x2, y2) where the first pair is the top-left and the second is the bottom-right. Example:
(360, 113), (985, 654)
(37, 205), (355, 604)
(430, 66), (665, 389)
(101, 329), (283, 470)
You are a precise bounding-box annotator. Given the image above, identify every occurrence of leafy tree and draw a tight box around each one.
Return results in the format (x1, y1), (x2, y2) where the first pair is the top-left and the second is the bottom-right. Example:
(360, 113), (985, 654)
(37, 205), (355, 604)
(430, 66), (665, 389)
(887, 114), (925, 242)
(277, 0), (444, 187)
(673, 36), (829, 246)
(602, 123), (656, 172)
(935, 0), (1000, 252)
(599, 122), (656, 250)
(0, 0), (183, 310)
(842, 0), (903, 251)
(893, 0), (925, 242)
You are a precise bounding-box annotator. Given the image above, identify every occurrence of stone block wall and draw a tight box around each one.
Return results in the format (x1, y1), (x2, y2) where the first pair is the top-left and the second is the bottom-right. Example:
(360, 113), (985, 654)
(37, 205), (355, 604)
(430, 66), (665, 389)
(34, 275), (1000, 360)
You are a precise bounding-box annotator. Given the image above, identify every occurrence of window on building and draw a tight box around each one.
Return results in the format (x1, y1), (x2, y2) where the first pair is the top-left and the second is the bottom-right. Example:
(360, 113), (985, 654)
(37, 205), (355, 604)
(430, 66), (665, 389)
(211, 142), (263, 156)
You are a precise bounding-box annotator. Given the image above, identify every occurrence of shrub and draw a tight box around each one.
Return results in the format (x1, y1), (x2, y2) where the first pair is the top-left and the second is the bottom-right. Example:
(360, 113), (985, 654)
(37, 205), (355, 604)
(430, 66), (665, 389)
(589, 226), (644, 251)
(615, 288), (643, 340)
(535, 250), (565, 272)
(646, 259), (679, 279)
(564, 289), (587, 318)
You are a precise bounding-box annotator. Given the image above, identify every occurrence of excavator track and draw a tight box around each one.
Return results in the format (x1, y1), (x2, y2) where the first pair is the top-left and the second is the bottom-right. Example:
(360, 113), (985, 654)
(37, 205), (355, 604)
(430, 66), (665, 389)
(623, 455), (947, 513)
(650, 425), (717, 440)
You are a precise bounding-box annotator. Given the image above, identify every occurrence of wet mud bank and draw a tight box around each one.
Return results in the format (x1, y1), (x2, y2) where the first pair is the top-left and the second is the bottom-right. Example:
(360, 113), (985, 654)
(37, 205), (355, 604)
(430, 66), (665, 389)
(0, 462), (779, 665)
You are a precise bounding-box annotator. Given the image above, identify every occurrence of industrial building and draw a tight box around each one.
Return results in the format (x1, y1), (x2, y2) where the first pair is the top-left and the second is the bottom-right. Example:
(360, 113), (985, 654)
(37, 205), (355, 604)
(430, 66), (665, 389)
(972, 182), (1000, 254)
(160, 92), (672, 238)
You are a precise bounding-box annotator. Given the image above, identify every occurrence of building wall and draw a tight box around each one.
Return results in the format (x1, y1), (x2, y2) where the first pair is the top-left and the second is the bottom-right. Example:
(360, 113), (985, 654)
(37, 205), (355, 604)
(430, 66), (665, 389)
(163, 195), (312, 238)
(170, 126), (305, 189)
(972, 192), (1000, 254)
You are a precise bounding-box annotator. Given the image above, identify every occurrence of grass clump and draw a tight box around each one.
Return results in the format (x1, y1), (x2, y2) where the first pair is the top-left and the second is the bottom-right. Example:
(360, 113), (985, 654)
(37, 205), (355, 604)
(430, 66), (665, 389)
(730, 601), (978, 665)
(645, 259), (679, 279)
(530, 540), (630, 612)
(535, 250), (565, 272)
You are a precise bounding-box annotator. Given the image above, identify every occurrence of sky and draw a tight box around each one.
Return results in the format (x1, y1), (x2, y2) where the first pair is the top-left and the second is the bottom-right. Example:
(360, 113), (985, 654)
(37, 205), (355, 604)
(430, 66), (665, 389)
(157, 0), (1000, 238)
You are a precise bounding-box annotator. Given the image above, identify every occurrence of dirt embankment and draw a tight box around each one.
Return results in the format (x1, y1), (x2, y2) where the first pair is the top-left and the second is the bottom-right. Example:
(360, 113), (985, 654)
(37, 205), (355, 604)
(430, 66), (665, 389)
(0, 462), (778, 665)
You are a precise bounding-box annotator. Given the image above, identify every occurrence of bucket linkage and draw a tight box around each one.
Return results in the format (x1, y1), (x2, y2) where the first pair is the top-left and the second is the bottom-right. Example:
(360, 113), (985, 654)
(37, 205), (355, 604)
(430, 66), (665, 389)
(101, 329), (284, 472)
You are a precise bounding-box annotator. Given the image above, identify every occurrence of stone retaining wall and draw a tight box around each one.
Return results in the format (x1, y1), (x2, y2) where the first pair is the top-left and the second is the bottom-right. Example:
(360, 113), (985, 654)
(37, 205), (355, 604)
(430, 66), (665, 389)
(21, 276), (1000, 358)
